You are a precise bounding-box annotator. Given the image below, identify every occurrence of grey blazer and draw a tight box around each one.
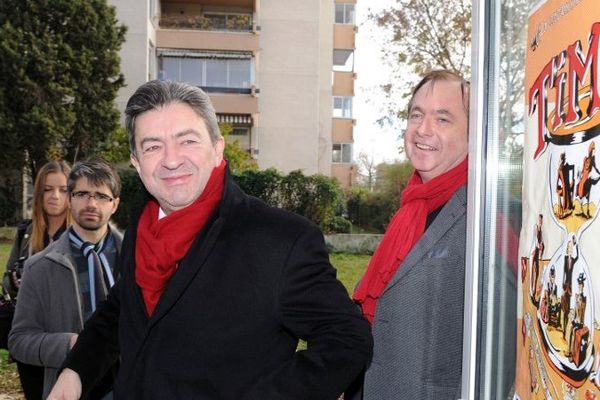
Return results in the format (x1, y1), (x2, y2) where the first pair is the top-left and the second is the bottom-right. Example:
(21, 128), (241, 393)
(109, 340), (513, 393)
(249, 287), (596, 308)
(8, 228), (122, 398)
(361, 185), (467, 400)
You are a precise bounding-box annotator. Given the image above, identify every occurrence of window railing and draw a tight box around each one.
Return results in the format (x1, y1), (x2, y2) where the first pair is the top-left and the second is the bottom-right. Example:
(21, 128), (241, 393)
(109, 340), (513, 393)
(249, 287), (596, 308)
(159, 13), (253, 32)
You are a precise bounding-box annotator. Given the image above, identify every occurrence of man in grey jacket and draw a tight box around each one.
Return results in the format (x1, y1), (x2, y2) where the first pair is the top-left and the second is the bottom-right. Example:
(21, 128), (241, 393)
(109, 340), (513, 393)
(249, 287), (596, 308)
(349, 70), (469, 399)
(9, 158), (122, 399)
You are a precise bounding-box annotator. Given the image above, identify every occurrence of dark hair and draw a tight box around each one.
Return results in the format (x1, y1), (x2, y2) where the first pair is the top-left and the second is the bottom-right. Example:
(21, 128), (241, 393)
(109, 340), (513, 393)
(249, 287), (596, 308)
(68, 157), (121, 198)
(125, 80), (220, 156)
(407, 70), (470, 117)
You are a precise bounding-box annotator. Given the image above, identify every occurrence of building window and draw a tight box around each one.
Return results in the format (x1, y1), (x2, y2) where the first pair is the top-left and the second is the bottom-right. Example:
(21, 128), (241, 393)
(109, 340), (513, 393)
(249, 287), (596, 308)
(231, 127), (249, 136)
(333, 96), (353, 118)
(226, 126), (251, 151)
(158, 51), (254, 92)
(332, 143), (353, 163)
(333, 49), (354, 72)
(335, 3), (355, 24)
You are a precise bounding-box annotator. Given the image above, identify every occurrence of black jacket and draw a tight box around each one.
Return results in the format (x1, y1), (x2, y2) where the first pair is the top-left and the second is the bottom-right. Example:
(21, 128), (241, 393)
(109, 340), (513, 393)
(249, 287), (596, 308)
(64, 172), (372, 399)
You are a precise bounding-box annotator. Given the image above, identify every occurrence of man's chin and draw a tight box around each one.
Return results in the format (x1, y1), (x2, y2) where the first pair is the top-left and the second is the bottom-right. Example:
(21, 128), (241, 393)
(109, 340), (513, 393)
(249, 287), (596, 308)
(158, 193), (200, 213)
(78, 223), (104, 232)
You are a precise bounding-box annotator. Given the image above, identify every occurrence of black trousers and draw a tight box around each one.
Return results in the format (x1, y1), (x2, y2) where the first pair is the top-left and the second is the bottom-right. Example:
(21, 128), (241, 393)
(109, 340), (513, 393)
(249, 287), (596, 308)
(17, 360), (44, 400)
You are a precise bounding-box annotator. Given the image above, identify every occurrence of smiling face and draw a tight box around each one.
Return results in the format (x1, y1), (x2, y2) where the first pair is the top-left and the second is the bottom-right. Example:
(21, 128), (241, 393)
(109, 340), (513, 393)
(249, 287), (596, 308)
(404, 79), (468, 182)
(42, 172), (69, 218)
(130, 102), (224, 214)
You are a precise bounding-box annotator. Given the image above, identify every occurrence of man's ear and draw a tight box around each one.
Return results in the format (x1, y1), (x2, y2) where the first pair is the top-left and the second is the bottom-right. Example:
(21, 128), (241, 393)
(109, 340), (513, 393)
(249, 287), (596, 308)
(111, 197), (120, 216)
(215, 135), (225, 165)
(130, 153), (141, 175)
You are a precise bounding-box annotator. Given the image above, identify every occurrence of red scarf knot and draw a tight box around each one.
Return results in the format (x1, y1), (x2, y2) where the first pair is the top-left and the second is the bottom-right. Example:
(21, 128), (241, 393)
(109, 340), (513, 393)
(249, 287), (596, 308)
(135, 160), (226, 316)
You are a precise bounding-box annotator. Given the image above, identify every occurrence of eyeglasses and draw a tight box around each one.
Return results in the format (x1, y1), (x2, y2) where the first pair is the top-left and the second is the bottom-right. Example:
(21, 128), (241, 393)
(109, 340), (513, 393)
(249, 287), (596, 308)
(71, 191), (114, 204)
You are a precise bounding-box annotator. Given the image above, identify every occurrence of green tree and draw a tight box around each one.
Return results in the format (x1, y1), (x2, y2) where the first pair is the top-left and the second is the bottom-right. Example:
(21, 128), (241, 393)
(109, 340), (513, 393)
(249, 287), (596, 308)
(233, 169), (349, 233)
(348, 160), (414, 232)
(0, 0), (126, 177)
(97, 126), (130, 164)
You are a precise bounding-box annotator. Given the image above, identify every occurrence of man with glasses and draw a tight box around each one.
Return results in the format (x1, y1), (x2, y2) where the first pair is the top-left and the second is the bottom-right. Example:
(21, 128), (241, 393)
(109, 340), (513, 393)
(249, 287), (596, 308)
(9, 158), (122, 399)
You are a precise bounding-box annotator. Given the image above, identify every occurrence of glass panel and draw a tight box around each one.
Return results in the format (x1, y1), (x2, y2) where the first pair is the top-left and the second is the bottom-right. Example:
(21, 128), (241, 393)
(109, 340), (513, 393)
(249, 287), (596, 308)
(343, 97), (353, 118)
(333, 49), (354, 72)
(335, 4), (345, 24)
(180, 58), (203, 87)
(204, 14), (227, 30)
(335, 4), (355, 24)
(474, 0), (533, 398)
(332, 144), (342, 163)
(160, 57), (180, 81)
(345, 4), (355, 25)
(228, 59), (251, 88)
(342, 143), (353, 163)
(231, 128), (248, 136)
(205, 59), (228, 88)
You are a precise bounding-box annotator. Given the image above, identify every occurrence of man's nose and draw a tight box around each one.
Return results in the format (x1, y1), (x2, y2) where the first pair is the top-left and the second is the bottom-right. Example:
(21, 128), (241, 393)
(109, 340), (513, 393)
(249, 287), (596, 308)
(85, 195), (100, 206)
(417, 116), (433, 136)
(161, 143), (184, 169)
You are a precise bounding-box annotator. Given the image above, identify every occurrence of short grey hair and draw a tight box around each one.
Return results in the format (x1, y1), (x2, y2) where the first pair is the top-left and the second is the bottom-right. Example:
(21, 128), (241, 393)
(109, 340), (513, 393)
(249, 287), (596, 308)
(68, 157), (121, 198)
(125, 80), (221, 156)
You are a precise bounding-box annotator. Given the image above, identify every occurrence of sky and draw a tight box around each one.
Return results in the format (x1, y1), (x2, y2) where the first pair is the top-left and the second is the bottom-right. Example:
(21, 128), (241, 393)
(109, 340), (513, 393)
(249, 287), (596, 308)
(353, 0), (405, 166)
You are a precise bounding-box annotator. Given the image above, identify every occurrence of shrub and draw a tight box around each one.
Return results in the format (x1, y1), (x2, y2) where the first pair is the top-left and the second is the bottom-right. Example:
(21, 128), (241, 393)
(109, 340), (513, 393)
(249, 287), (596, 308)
(112, 168), (146, 230)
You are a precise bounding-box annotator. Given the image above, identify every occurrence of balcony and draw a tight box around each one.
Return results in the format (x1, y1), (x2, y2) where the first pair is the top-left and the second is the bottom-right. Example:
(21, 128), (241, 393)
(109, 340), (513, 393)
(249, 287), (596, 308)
(159, 13), (253, 32)
(333, 71), (355, 96)
(156, 29), (259, 52)
(209, 93), (258, 115)
(161, 0), (257, 12)
(332, 119), (354, 142)
(334, 24), (356, 50)
(331, 164), (356, 189)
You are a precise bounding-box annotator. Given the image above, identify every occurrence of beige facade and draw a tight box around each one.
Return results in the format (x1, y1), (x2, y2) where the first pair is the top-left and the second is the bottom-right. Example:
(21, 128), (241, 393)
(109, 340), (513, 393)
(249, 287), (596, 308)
(108, 0), (357, 186)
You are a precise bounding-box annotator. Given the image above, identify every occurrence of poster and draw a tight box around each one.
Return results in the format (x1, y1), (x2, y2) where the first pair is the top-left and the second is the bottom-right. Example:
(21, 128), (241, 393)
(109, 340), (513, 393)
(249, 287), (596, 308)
(515, 0), (600, 398)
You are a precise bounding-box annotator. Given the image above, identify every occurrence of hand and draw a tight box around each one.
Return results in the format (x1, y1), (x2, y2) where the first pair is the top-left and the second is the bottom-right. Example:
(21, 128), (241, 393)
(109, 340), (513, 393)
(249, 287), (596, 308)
(46, 368), (82, 400)
(10, 271), (20, 289)
(69, 334), (78, 349)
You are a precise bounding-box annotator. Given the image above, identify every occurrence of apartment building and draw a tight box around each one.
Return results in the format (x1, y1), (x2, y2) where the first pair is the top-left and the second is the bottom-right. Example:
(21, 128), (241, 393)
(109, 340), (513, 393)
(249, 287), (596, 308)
(109, 0), (357, 187)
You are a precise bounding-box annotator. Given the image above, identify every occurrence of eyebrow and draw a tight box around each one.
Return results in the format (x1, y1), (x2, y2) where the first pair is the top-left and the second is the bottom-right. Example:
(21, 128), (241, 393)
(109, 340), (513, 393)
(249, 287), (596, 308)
(174, 129), (201, 139)
(411, 106), (455, 117)
(139, 129), (202, 147)
(435, 109), (454, 118)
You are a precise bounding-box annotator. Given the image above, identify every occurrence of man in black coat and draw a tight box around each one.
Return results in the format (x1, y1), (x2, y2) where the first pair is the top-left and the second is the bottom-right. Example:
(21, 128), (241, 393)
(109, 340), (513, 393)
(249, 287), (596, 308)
(48, 80), (372, 400)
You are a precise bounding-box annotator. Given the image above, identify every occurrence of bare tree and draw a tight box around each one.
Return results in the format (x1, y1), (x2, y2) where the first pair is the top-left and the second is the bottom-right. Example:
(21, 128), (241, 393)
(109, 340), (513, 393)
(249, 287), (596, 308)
(356, 152), (377, 191)
(369, 0), (471, 122)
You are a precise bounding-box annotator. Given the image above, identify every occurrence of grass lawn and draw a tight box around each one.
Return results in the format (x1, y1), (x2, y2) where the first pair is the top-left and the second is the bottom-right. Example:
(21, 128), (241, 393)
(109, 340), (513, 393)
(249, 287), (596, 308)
(330, 253), (370, 294)
(0, 243), (11, 276)
(1, 240), (23, 399)
(0, 240), (369, 398)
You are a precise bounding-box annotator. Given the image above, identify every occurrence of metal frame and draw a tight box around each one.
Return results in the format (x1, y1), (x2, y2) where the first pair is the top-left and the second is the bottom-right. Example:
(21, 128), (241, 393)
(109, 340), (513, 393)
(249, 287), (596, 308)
(460, 0), (489, 398)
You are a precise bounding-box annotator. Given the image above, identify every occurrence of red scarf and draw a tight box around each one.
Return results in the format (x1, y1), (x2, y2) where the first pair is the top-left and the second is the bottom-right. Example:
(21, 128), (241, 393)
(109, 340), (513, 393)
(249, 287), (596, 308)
(135, 160), (226, 316)
(353, 158), (468, 324)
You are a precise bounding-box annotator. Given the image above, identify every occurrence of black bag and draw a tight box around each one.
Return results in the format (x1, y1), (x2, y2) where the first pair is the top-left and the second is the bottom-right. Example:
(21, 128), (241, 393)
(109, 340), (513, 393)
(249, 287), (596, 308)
(1, 260), (22, 350)
(0, 297), (15, 349)
(0, 221), (29, 350)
